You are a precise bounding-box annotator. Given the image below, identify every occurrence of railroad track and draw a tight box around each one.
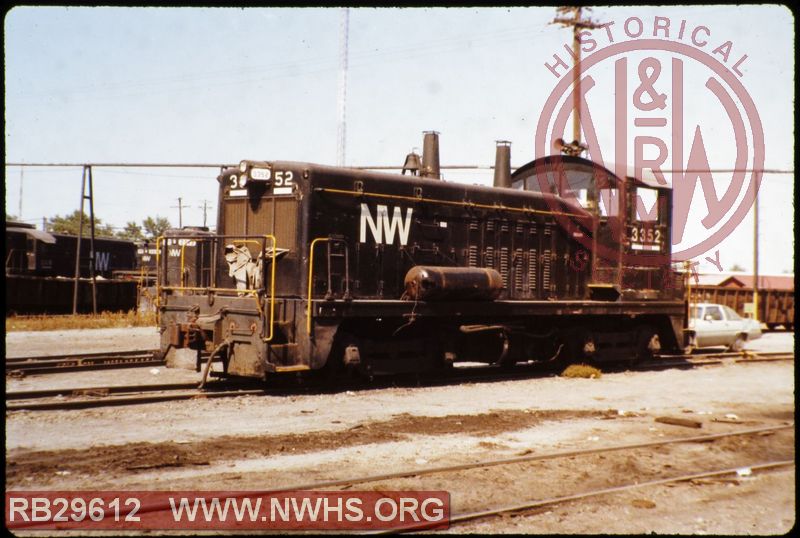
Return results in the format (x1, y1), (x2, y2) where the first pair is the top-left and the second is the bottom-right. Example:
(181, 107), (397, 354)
(384, 460), (795, 533)
(10, 424), (791, 532)
(5, 383), (264, 411)
(642, 350), (794, 371)
(243, 424), (794, 534)
(5, 349), (165, 376)
(6, 350), (793, 412)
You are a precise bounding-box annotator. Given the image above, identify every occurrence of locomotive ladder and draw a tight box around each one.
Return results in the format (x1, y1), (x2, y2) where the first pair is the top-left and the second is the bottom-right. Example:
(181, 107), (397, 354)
(306, 237), (351, 335)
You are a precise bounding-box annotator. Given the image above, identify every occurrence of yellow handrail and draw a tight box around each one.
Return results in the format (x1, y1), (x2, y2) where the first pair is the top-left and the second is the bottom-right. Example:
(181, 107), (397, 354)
(306, 237), (330, 335)
(684, 260), (692, 330)
(179, 242), (189, 288)
(155, 235), (164, 322)
(157, 234), (278, 342)
(161, 285), (259, 295)
(315, 187), (585, 218)
(261, 234), (277, 342)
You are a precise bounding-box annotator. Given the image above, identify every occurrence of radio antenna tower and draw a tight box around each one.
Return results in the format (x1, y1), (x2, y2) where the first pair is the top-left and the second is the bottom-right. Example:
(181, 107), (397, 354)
(336, 7), (350, 167)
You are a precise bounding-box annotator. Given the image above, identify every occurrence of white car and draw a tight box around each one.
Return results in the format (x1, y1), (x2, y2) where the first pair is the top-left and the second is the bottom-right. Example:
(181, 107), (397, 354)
(686, 303), (762, 353)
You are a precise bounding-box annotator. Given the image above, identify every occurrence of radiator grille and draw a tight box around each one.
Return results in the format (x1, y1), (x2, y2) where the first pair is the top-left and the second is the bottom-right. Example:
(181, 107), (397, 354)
(542, 249), (552, 291)
(528, 248), (537, 291)
(222, 197), (297, 249)
(468, 245), (478, 267)
(514, 248), (524, 291)
(499, 247), (509, 289)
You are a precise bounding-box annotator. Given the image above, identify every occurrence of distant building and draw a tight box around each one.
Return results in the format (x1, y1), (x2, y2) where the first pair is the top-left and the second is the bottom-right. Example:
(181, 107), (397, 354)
(696, 273), (794, 291)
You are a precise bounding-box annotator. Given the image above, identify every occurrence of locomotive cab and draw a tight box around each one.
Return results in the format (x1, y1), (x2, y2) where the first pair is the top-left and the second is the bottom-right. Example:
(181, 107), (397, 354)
(511, 155), (680, 302)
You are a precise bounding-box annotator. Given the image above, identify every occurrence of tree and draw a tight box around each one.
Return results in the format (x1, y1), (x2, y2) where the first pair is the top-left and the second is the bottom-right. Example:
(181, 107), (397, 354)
(729, 263), (746, 272)
(142, 216), (172, 239)
(117, 221), (145, 241)
(47, 210), (116, 237)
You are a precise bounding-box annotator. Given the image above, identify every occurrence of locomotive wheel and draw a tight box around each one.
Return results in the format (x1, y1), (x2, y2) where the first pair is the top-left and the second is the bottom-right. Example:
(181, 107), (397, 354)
(632, 326), (660, 365)
(321, 332), (355, 381)
(543, 330), (578, 372)
(683, 334), (697, 355)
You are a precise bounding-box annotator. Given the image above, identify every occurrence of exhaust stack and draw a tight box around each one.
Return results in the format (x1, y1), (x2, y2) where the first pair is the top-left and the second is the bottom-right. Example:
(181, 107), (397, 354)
(421, 131), (441, 179)
(493, 140), (512, 188)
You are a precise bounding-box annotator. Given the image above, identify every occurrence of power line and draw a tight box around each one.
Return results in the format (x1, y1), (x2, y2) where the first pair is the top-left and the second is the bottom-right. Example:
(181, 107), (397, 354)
(337, 7), (349, 167)
(6, 22), (550, 103)
(4, 163), (795, 174)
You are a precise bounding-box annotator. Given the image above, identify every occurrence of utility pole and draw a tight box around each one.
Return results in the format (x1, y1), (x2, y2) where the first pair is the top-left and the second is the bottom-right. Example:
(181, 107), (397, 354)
(18, 168), (23, 219)
(171, 197), (185, 228)
(198, 200), (211, 228)
(336, 7), (349, 167)
(753, 196), (759, 321)
(72, 166), (97, 315)
(552, 6), (604, 147)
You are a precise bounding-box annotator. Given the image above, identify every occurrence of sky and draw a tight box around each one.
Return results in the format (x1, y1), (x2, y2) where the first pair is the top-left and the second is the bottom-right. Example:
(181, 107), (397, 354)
(4, 5), (795, 274)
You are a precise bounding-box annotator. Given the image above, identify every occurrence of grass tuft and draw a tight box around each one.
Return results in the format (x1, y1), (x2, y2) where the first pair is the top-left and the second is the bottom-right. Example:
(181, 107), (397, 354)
(6, 310), (157, 332)
(560, 363), (602, 379)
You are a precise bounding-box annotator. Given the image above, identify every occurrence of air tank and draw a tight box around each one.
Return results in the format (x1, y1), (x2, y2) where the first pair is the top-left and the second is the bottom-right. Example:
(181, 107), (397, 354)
(404, 266), (503, 301)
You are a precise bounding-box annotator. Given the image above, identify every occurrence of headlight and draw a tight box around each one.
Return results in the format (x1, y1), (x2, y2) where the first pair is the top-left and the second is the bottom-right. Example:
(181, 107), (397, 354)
(239, 161), (248, 172)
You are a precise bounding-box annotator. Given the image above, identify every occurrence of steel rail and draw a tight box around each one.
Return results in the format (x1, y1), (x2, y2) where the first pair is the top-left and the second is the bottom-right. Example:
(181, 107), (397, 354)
(7, 361), (166, 376)
(6, 350), (792, 410)
(6, 349), (159, 364)
(6, 351), (164, 376)
(24, 424), (788, 528)
(261, 424), (793, 494)
(376, 459), (795, 534)
(6, 351), (162, 375)
(6, 388), (266, 411)
(638, 352), (794, 371)
(5, 382), (203, 400)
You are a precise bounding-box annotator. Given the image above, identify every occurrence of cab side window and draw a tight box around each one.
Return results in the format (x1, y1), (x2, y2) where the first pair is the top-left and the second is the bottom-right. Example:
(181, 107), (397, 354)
(705, 306), (723, 321)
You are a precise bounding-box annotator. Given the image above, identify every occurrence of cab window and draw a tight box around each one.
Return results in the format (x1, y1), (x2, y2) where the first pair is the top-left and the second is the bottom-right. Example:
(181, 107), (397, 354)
(635, 188), (659, 222)
(705, 306), (723, 321)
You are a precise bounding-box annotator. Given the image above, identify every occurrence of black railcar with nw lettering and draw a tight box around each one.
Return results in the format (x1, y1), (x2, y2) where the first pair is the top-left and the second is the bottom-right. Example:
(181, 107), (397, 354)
(5, 221), (139, 314)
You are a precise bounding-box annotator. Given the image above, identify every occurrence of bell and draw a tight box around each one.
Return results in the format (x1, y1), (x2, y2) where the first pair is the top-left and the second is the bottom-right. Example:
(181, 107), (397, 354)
(401, 151), (421, 176)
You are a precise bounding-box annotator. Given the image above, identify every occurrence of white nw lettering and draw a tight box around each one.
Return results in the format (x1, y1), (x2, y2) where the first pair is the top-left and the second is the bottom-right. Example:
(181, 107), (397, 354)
(359, 203), (413, 246)
(94, 251), (111, 271)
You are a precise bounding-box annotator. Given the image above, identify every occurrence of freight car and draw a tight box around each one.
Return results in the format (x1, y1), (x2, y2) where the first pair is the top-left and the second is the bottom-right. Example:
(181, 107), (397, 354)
(157, 133), (687, 381)
(5, 221), (139, 314)
(689, 284), (794, 331)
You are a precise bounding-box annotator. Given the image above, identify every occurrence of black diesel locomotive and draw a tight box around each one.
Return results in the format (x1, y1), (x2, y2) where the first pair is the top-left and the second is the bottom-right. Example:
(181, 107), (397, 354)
(158, 133), (686, 380)
(5, 221), (137, 278)
(5, 221), (140, 314)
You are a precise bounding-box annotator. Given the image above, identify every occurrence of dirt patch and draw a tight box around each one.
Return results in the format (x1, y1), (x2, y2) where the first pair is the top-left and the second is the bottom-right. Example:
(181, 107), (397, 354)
(6, 409), (611, 486)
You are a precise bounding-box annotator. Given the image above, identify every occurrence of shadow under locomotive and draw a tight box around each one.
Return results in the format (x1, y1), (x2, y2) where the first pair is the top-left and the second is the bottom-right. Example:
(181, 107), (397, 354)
(157, 133), (688, 382)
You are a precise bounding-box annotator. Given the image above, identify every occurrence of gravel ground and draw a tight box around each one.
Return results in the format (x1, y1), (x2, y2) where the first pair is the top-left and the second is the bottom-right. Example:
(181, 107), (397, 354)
(4, 330), (795, 534)
(5, 326), (160, 358)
